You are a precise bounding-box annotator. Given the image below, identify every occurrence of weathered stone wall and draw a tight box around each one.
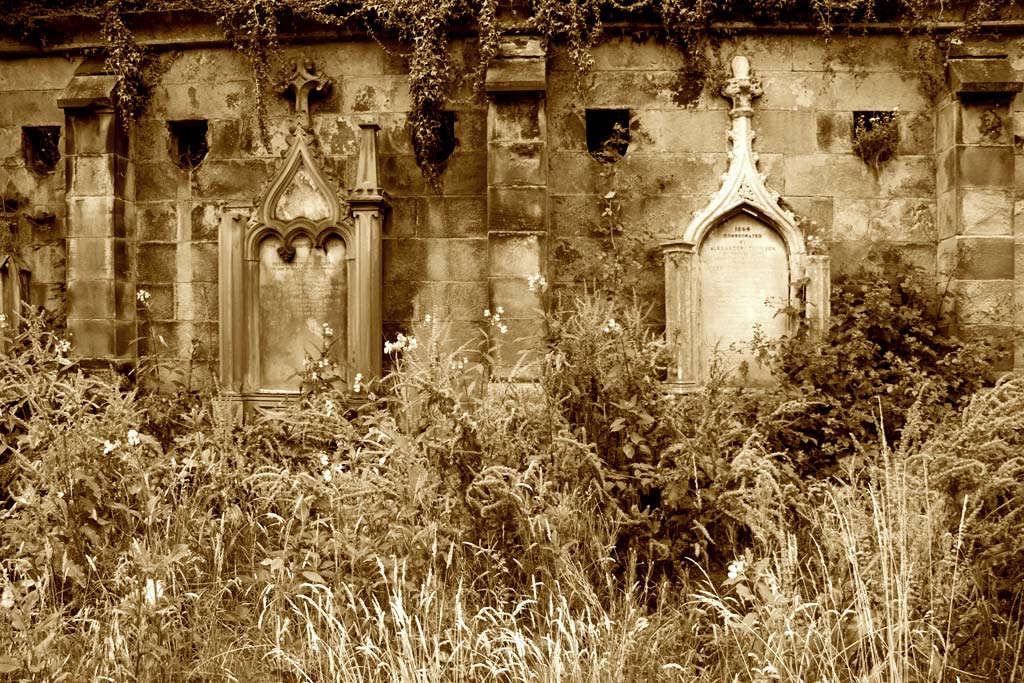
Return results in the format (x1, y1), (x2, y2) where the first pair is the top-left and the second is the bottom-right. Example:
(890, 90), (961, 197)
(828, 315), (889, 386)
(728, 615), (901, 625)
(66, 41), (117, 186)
(2, 29), (1024, 375)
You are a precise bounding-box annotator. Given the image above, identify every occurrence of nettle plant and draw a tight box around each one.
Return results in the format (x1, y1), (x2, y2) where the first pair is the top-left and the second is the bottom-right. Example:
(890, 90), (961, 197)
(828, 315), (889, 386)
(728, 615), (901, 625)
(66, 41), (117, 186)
(3, 0), (1013, 185)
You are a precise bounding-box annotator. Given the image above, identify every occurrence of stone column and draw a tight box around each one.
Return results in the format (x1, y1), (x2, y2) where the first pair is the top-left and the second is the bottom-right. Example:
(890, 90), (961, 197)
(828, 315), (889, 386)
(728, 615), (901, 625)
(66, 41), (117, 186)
(936, 47), (1023, 372)
(484, 36), (547, 375)
(57, 62), (135, 366)
(349, 123), (388, 380)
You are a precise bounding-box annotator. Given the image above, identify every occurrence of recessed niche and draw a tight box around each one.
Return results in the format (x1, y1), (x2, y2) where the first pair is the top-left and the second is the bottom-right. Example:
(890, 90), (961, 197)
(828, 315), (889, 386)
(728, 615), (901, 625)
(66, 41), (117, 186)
(852, 111), (899, 170)
(586, 109), (630, 163)
(167, 119), (209, 169)
(22, 126), (61, 176)
(422, 110), (457, 165)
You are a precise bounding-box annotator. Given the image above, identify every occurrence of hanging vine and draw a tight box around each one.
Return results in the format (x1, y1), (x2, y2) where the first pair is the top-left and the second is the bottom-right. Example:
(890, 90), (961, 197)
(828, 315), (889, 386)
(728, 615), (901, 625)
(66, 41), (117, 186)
(1, 0), (1019, 184)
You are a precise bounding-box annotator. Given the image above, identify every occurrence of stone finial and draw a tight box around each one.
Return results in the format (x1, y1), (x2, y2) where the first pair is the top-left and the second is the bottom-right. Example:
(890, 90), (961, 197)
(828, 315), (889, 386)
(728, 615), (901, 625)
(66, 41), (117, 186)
(352, 123), (387, 204)
(283, 58), (331, 115)
(721, 55), (763, 118)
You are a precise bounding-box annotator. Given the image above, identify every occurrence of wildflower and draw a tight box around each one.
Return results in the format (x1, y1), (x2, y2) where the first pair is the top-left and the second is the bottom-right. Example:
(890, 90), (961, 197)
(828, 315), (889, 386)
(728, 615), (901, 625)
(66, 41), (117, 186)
(0, 313), (7, 328)
(325, 399), (335, 417)
(323, 469), (333, 483)
(55, 338), (71, 354)
(143, 578), (164, 606)
(352, 373), (363, 393)
(406, 337), (418, 351)
(602, 318), (623, 334)
(484, 308), (491, 318)
(727, 559), (746, 580)
(1, 585), (15, 609)
(319, 453), (330, 466)
(385, 332), (411, 354)
(321, 323), (334, 338)
(496, 306), (504, 315)
(498, 324), (508, 334)
(103, 440), (120, 455)
(527, 274), (548, 293)
(126, 429), (141, 447)
(424, 314), (432, 324)
(136, 289), (151, 304)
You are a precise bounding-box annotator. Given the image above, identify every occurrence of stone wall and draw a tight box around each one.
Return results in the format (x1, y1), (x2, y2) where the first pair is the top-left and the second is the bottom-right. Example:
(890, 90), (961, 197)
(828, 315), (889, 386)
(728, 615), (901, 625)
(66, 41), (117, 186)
(2, 28), (1024, 376)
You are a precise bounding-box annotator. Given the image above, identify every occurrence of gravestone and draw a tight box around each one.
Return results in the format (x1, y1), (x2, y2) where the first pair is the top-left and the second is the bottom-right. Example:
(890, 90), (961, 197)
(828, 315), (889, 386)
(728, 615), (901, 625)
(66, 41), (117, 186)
(698, 214), (789, 385)
(257, 234), (347, 391)
(661, 56), (830, 389)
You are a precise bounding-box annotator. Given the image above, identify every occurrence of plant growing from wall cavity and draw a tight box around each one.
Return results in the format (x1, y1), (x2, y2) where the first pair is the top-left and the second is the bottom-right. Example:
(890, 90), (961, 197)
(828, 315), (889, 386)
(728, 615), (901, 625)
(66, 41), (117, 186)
(852, 109), (899, 178)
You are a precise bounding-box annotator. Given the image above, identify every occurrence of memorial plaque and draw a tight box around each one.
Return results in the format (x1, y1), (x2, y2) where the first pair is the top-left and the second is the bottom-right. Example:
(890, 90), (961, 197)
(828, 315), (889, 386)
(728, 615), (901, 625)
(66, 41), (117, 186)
(258, 234), (348, 391)
(699, 215), (789, 385)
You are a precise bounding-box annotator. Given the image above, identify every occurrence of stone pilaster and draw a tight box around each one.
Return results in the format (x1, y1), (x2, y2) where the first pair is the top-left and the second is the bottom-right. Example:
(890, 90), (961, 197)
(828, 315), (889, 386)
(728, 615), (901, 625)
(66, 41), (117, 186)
(937, 48), (1022, 371)
(57, 60), (135, 365)
(484, 36), (547, 375)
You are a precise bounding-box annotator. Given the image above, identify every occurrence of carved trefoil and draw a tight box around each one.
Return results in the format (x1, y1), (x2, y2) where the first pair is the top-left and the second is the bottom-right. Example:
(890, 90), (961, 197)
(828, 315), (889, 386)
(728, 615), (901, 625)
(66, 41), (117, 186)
(218, 119), (388, 412)
(661, 56), (830, 389)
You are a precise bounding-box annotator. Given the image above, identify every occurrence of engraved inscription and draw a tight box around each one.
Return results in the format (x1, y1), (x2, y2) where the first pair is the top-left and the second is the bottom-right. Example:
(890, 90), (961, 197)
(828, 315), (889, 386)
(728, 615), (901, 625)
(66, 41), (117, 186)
(259, 234), (347, 391)
(699, 215), (788, 385)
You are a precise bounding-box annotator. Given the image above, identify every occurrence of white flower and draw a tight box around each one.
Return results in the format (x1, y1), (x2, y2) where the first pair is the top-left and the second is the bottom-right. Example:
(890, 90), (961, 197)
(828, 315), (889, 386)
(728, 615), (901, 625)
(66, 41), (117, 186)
(323, 469), (332, 483)
(602, 318), (623, 334)
(0, 585), (14, 609)
(325, 399), (335, 417)
(727, 559), (746, 580)
(353, 373), (363, 393)
(103, 440), (120, 455)
(498, 324), (508, 335)
(483, 309), (491, 318)
(136, 289), (151, 304)
(406, 337), (418, 351)
(527, 274), (548, 293)
(424, 314), (432, 324)
(319, 453), (330, 466)
(0, 313), (7, 328)
(143, 578), (164, 606)
(496, 306), (504, 315)
(126, 429), (141, 447)
(321, 323), (334, 338)
(56, 338), (71, 354)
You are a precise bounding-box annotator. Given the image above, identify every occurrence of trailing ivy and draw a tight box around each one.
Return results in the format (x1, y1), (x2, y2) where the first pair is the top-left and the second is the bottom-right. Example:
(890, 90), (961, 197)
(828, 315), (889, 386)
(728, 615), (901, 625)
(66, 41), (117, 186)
(1, 0), (1019, 184)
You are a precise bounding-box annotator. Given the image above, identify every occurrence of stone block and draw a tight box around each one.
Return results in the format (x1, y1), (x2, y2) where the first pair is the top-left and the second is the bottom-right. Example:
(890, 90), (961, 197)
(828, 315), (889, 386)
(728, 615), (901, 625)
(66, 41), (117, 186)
(833, 198), (936, 242)
(959, 103), (1012, 145)
(485, 57), (546, 93)
(950, 279), (1015, 324)
(385, 197), (419, 238)
(114, 281), (137, 320)
(303, 43), (387, 80)
(550, 194), (602, 238)
(550, 110), (586, 152)
(935, 102), (956, 152)
(65, 109), (116, 155)
(488, 232), (543, 278)
(67, 280), (116, 319)
(379, 154), (429, 195)
(136, 202), (177, 242)
(489, 98), (543, 143)
(0, 126), (21, 160)
(136, 162), (188, 202)
(67, 196), (116, 238)
(149, 82), (252, 121)
(490, 277), (543, 318)
(68, 318), (116, 358)
(957, 146), (1014, 188)
(782, 196), (834, 235)
(582, 38), (685, 72)
(830, 72), (930, 112)
(68, 237), (115, 280)
(0, 90), (64, 127)
(900, 111), (935, 155)
(205, 119), (244, 159)
(792, 35), (921, 73)
(192, 160), (271, 201)
(190, 282), (220, 322)
(138, 283), (174, 320)
(68, 154), (115, 196)
(936, 148), (956, 194)
(630, 110), (728, 153)
(383, 279), (424, 321)
(191, 242), (219, 283)
(756, 71), (835, 111)
(828, 239), (936, 278)
(434, 281), (490, 320)
(190, 202), (224, 241)
(420, 196), (487, 238)
(617, 153), (726, 197)
(383, 238), (486, 282)
(138, 242), (178, 283)
(488, 186), (546, 231)
(548, 151), (602, 195)
(0, 55), (82, 91)
(160, 48), (251, 85)
(947, 57), (1023, 96)
(784, 154), (873, 197)
(454, 110), (487, 152)
(750, 110), (817, 154)
(341, 76), (411, 114)
(939, 235), (1015, 280)
(937, 190), (959, 240)
(488, 317), (544, 377)
(959, 190), (1013, 235)
(488, 142), (545, 185)
(441, 151), (488, 195)
(554, 70), (703, 111)
(878, 156), (935, 198)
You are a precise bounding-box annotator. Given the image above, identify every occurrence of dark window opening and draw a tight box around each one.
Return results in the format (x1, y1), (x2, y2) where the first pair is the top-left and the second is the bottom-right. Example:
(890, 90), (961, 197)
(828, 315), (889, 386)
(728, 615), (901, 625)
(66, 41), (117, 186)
(852, 110), (899, 169)
(22, 126), (61, 176)
(586, 109), (630, 163)
(168, 119), (209, 169)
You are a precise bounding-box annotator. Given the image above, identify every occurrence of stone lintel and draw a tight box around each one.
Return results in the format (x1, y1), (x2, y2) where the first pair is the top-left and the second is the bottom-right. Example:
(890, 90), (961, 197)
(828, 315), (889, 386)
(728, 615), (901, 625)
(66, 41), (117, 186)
(485, 57), (546, 93)
(947, 57), (1023, 97)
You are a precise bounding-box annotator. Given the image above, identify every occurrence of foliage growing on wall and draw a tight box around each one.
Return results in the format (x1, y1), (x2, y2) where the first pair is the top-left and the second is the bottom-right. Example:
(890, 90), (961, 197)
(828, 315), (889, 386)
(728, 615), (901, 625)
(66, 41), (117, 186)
(1, 0), (1019, 183)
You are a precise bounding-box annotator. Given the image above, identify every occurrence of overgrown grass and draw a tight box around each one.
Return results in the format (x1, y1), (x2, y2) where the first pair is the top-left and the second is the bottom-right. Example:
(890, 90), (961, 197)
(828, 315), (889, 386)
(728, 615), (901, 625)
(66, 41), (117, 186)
(1, 276), (1022, 681)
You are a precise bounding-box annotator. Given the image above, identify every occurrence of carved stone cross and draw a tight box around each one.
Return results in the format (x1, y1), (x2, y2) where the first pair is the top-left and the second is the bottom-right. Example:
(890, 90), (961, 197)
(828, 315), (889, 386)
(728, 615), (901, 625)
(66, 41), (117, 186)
(721, 55), (762, 119)
(283, 58), (331, 115)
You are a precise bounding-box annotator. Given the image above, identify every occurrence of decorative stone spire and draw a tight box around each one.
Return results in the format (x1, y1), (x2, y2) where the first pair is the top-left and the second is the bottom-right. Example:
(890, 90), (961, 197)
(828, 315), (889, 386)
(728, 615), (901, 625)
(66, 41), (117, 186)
(721, 55), (763, 119)
(351, 123), (387, 205)
(283, 58), (331, 118)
